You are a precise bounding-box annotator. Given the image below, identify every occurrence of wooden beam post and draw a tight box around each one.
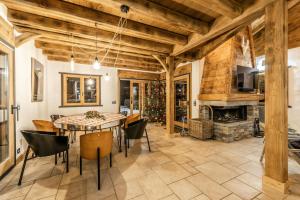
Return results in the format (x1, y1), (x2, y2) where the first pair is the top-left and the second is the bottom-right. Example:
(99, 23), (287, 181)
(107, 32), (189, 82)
(263, 0), (288, 194)
(15, 32), (40, 47)
(166, 56), (175, 134)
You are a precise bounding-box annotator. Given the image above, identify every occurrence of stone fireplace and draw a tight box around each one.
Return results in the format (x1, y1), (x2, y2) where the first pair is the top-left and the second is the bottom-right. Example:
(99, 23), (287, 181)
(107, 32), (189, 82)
(201, 101), (259, 142)
(198, 28), (262, 142)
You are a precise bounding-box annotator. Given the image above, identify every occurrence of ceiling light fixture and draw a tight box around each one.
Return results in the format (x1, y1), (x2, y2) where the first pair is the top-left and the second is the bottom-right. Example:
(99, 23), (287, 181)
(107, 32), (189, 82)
(70, 34), (75, 72)
(93, 23), (101, 70)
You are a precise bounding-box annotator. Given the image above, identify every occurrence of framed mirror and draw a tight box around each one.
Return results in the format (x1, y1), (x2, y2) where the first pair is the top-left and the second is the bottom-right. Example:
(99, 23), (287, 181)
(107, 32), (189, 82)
(31, 58), (44, 102)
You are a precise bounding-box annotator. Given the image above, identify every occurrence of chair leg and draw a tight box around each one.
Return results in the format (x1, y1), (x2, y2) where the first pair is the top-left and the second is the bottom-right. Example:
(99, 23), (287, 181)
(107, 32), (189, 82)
(127, 138), (130, 149)
(110, 152), (112, 168)
(97, 147), (101, 190)
(55, 154), (57, 165)
(145, 129), (151, 152)
(18, 146), (30, 186)
(66, 150), (69, 173)
(260, 144), (265, 162)
(80, 156), (82, 175)
(125, 136), (128, 157)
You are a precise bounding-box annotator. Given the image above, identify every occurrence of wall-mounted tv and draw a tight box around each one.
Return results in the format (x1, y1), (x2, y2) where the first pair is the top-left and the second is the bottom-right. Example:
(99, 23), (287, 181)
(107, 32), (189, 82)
(237, 66), (258, 92)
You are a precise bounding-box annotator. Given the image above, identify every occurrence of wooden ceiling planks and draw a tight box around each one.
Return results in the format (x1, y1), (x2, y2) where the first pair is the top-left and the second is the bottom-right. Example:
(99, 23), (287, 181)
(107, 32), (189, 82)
(253, 1), (300, 56)
(1, 0), (287, 72)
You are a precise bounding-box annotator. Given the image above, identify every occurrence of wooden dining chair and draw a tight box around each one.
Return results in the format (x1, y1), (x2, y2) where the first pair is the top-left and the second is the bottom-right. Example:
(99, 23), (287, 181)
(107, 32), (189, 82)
(32, 120), (59, 134)
(80, 131), (113, 190)
(124, 113), (140, 128)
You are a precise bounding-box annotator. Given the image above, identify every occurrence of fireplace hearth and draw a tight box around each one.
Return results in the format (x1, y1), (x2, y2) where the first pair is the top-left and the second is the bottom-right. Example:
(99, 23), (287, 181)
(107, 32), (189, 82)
(200, 101), (259, 142)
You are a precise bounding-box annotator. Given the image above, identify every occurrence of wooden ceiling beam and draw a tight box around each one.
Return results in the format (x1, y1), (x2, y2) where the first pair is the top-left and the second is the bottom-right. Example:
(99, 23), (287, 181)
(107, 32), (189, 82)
(42, 50), (161, 67)
(15, 32), (40, 47)
(1, 0), (187, 45)
(15, 26), (167, 56)
(8, 9), (172, 53)
(172, 0), (243, 19)
(89, 0), (209, 34)
(172, 0), (276, 57)
(34, 41), (155, 59)
(41, 49), (159, 65)
(46, 55), (161, 72)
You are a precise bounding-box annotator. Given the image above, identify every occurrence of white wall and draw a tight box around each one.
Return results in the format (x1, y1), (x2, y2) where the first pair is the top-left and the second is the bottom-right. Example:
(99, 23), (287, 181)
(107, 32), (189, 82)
(46, 61), (119, 116)
(15, 40), (48, 156)
(191, 59), (205, 118)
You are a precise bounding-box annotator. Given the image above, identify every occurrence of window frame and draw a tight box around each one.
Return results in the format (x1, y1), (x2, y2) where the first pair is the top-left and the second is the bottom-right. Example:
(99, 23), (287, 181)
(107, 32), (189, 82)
(60, 72), (102, 107)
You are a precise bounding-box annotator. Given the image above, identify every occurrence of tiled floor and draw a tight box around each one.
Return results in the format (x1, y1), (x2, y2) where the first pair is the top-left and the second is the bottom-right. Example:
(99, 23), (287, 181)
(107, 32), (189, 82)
(1, 124), (300, 200)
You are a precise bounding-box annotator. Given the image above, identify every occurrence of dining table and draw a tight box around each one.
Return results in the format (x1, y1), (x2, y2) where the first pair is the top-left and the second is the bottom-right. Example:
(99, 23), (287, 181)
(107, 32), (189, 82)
(54, 112), (127, 152)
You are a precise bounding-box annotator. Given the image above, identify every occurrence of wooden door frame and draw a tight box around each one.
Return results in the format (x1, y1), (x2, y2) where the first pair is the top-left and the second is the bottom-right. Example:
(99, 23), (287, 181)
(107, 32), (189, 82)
(0, 40), (16, 179)
(174, 74), (191, 129)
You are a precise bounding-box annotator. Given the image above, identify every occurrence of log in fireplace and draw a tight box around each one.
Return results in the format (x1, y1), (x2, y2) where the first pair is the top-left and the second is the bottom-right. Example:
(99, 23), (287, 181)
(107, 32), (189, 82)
(212, 106), (247, 123)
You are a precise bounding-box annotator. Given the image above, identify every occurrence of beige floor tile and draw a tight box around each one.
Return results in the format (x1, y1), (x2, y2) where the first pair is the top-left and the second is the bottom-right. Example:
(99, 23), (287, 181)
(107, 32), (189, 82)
(180, 163), (198, 175)
(25, 175), (62, 200)
(236, 173), (262, 191)
(138, 172), (172, 200)
(0, 181), (32, 200)
(195, 162), (238, 184)
(149, 152), (172, 164)
(191, 194), (210, 200)
(171, 154), (191, 164)
(221, 163), (245, 176)
(115, 180), (144, 200)
(238, 162), (264, 177)
(223, 179), (260, 200)
(117, 163), (146, 182)
(222, 194), (242, 200)
(39, 195), (56, 200)
(161, 194), (180, 200)
(187, 173), (231, 200)
(169, 179), (201, 200)
(131, 194), (148, 200)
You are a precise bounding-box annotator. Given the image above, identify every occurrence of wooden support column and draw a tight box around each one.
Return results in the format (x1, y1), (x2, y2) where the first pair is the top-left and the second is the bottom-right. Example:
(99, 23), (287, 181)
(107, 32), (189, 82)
(263, 0), (288, 194)
(166, 56), (175, 134)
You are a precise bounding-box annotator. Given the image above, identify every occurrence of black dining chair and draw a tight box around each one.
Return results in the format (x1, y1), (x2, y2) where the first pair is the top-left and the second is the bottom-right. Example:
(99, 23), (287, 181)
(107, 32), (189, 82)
(124, 118), (151, 157)
(18, 130), (69, 185)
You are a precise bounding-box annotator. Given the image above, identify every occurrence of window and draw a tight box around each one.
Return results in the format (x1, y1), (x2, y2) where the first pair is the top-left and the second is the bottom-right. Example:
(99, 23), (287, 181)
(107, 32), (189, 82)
(61, 73), (101, 107)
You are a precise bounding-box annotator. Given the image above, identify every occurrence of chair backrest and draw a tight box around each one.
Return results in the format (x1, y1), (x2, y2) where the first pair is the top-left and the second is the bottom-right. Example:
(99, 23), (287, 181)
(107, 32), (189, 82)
(125, 113), (140, 128)
(21, 130), (68, 157)
(80, 131), (113, 160)
(120, 111), (128, 117)
(125, 118), (148, 139)
(50, 114), (65, 122)
(32, 120), (58, 133)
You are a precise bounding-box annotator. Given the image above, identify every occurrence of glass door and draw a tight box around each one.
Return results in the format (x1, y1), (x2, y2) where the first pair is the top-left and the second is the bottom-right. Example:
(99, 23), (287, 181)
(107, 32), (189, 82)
(130, 81), (140, 115)
(0, 42), (15, 177)
(174, 75), (190, 129)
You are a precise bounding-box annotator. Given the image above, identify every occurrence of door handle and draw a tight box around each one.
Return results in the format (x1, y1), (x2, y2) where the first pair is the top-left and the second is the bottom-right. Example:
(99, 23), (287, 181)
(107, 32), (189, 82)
(11, 105), (20, 121)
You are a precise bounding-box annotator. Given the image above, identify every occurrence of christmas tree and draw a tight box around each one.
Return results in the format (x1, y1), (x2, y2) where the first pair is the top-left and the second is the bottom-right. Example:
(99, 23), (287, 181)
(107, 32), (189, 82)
(144, 81), (166, 124)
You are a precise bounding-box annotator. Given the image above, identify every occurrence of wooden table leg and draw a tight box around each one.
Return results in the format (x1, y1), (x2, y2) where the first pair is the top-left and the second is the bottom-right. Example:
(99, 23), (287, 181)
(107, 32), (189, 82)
(118, 123), (122, 152)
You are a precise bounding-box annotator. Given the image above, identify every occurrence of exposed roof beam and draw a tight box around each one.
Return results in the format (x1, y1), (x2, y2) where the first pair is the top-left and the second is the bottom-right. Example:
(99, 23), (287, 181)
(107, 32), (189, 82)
(172, 0), (276, 57)
(15, 26), (167, 56)
(8, 9), (172, 53)
(171, 0), (243, 19)
(34, 41), (155, 59)
(1, 0), (187, 45)
(42, 50), (161, 67)
(152, 55), (168, 72)
(47, 55), (160, 72)
(89, 0), (210, 34)
(15, 32), (40, 47)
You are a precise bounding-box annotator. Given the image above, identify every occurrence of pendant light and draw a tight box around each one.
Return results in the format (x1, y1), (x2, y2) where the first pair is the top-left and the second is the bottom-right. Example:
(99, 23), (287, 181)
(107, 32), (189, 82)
(70, 34), (75, 72)
(93, 23), (101, 70)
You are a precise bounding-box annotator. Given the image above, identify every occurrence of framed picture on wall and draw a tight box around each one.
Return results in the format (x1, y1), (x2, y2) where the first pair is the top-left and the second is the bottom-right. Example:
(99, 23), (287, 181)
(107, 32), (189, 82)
(31, 58), (44, 102)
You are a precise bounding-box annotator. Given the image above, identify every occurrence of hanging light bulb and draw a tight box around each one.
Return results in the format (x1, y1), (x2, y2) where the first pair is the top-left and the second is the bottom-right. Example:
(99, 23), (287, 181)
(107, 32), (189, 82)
(93, 57), (101, 70)
(104, 73), (110, 81)
(70, 54), (75, 72)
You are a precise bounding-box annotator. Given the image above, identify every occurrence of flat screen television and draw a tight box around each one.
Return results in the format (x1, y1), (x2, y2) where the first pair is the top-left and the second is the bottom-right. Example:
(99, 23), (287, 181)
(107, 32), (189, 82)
(237, 66), (258, 92)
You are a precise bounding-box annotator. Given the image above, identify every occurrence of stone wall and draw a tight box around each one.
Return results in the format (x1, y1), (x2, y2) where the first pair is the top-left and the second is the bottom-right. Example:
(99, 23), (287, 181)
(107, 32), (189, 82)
(213, 105), (259, 142)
